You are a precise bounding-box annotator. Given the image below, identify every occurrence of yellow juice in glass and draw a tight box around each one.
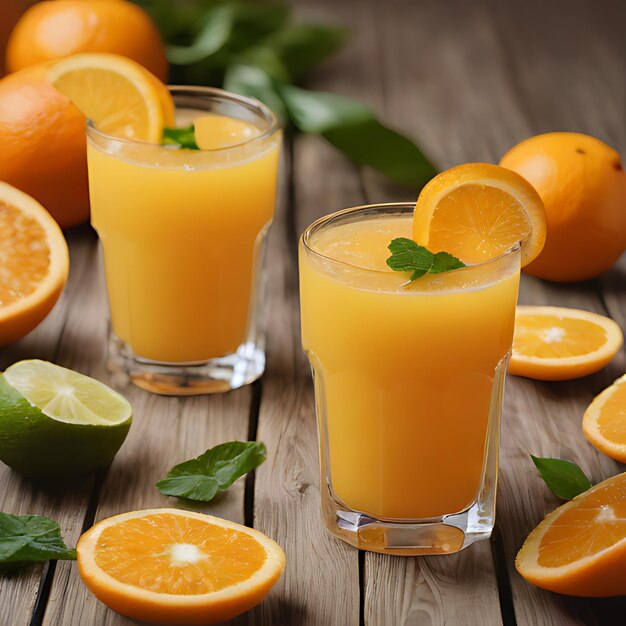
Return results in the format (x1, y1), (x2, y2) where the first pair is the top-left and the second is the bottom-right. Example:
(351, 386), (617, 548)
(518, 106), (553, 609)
(88, 88), (281, 394)
(299, 205), (520, 551)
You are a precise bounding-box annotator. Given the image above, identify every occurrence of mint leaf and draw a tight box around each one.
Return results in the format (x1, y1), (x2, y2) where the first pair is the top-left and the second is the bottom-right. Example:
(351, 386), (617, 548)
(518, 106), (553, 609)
(386, 238), (465, 282)
(156, 441), (267, 502)
(530, 455), (593, 500)
(430, 251), (466, 274)
(163, 125), (200, 150)
(0, 513), (76, 565)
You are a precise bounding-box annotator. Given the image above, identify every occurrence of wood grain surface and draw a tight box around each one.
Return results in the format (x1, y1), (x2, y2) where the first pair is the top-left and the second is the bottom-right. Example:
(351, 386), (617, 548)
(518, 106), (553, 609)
(1, 0), (625, 625)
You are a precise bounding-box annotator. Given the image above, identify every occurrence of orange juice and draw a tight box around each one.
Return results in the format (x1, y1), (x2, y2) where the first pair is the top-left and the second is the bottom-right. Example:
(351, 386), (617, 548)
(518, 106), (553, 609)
(300, 209), (520, 519)
(88, 112), (281, 364)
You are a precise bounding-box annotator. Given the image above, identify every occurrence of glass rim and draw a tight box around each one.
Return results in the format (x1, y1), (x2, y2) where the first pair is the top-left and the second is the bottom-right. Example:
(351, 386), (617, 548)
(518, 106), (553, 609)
(86, 85), (281, 153)
(300, 202), (522, 275)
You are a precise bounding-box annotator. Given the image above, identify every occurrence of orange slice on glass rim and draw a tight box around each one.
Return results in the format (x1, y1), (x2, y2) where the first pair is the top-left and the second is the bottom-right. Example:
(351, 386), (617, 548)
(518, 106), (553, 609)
(509, 306), (623, 380)
(77, 508), (285, 625)
(0, 182), (69, 346)
(46, 52), (174, 142)
(412, 163), (547, 266)
(516, 472), (626, 597)
(583, 374), (626, 462)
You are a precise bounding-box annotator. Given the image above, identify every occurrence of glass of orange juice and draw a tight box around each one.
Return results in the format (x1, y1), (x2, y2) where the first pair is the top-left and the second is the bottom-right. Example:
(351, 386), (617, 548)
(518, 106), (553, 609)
(87, 87), (281, 394)
(299, 203), (521, 555)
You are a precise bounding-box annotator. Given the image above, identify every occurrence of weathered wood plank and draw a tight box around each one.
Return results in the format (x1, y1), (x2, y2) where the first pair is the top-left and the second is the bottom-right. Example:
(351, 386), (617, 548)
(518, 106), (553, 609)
(487, 0), (626, 624)
(42, 253), (252, 626)
(0, 229), (98, 626)
(249, 140), (361, 626)
(292, 0), (508, 623)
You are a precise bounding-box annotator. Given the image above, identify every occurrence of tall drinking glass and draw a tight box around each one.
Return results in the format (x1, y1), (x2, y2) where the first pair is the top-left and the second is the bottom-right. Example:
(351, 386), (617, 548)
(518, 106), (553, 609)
(87, 87), (281, 394)
(299, 204), (521, 555)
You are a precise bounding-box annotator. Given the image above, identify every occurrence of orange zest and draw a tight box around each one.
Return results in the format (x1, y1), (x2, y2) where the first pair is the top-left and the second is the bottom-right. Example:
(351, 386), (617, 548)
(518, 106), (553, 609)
(412, 163), (547, 266)
(46, 52), (174, 143)
(0, 182), (69, 347)
(583, 374), (626, 462)
(509, 306), (623, 380)
(516, 472), (626, 597)
(77, 509), (285, 625)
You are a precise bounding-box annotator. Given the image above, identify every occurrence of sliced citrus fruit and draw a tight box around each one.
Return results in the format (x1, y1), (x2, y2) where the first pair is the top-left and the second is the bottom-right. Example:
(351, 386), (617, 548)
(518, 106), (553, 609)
(46, 52), (173, 142)
(194, 113), (261, 150)
(0, 360), (131, 480)
(516, 472), (626, 597)
(0, 182), (69, 346)
(77, 509), (285, 624)
(509, 306), (623, 380)
(412, 163), (547, 266)
(583, 374), (626, 462)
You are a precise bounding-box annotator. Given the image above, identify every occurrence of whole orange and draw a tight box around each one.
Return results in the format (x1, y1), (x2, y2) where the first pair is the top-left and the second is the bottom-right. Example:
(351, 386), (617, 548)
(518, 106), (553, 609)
(0, 68), (89, 228)
(6, 0), (168, 82)
(500, 132), (626, 282)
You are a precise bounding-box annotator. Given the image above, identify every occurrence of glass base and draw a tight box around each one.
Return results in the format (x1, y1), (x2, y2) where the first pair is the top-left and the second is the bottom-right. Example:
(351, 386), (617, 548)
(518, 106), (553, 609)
(107, 334), (265, 395)
(321, 486), (494, 556)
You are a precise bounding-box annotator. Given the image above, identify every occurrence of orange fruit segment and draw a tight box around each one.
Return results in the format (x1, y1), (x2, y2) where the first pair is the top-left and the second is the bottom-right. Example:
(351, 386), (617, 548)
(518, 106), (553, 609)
(194, 113), (262, 150)
(583, 374), (626, 462)
(516, 472), (626, 597)
(412, 163), (547, 266)
(46, 52), (174, 143)
(509, 306), (623, 380)
(0, 182), (69, 346)
(77, 509), (285, 624)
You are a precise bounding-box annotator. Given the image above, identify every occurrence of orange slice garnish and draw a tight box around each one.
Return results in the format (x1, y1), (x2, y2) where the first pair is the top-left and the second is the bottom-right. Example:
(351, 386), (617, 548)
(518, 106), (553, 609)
(583, 374), (626, 462)
(509, 306), (623, 380)
(46, 52), (174, 142)
(77, 508), (285, 624)
(0, 182), (68, 346)
(516, 472), (626, 597)
(413, 163), (547, 265)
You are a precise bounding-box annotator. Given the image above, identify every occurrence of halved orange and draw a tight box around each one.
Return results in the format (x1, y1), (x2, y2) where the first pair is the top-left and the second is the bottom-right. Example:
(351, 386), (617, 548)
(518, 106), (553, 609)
(412, 163), (547, 265)
(46, 52), (174, 143)
(0, 182), (69, 346)
(509, 306), (623, 380)
(583, 374), (626, 462)
(77, 509), (285, 625)
(516, 472), (626, 596)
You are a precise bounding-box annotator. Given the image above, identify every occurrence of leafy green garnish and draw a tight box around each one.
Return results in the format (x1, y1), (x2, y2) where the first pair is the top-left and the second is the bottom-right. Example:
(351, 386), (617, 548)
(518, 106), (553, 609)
(162, 125), (200, 150)
(156, 441), (267, 502)
(133, 0), (437, 187)
(530, 455), (593, 500)
(0, 513), (76, 565)
(386, 238), (465, 281)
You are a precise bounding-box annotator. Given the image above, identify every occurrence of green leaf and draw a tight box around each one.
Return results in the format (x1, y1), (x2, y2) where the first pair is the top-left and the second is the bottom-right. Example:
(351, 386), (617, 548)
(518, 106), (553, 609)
(530, 455), (593, 500)
(386, 238), (465, 282)
(430, 251), (466, 274)
(262, 24), (348, 77)
(156, 441), (267, 502)
(163, 125), (200, 150)
(0, 513), (76, 565)
(166, 4), (236, 65)
(224, 65), (288, 124)
(278, 84), (437, 186)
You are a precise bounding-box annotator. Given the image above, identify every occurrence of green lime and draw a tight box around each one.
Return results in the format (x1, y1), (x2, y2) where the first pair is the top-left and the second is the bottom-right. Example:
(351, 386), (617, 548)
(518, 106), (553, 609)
(0, 360), (132, 481)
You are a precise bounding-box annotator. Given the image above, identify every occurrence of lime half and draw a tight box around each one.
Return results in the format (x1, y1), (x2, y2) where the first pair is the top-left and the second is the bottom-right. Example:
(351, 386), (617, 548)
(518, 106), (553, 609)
(0, 360), (132, 481)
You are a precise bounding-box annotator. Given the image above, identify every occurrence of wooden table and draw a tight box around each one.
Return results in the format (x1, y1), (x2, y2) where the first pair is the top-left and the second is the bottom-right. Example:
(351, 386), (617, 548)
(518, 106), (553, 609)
(1, 0), (625, 624)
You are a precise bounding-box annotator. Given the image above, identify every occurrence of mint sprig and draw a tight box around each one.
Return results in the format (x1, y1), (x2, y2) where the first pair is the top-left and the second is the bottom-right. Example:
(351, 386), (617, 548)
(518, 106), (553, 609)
(162, 125), (200, 150)
(156, 441), (267, 502)
(0, 513), (76, 566)
(386, 238), (465, 282)
(530, 455), (593, 500)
